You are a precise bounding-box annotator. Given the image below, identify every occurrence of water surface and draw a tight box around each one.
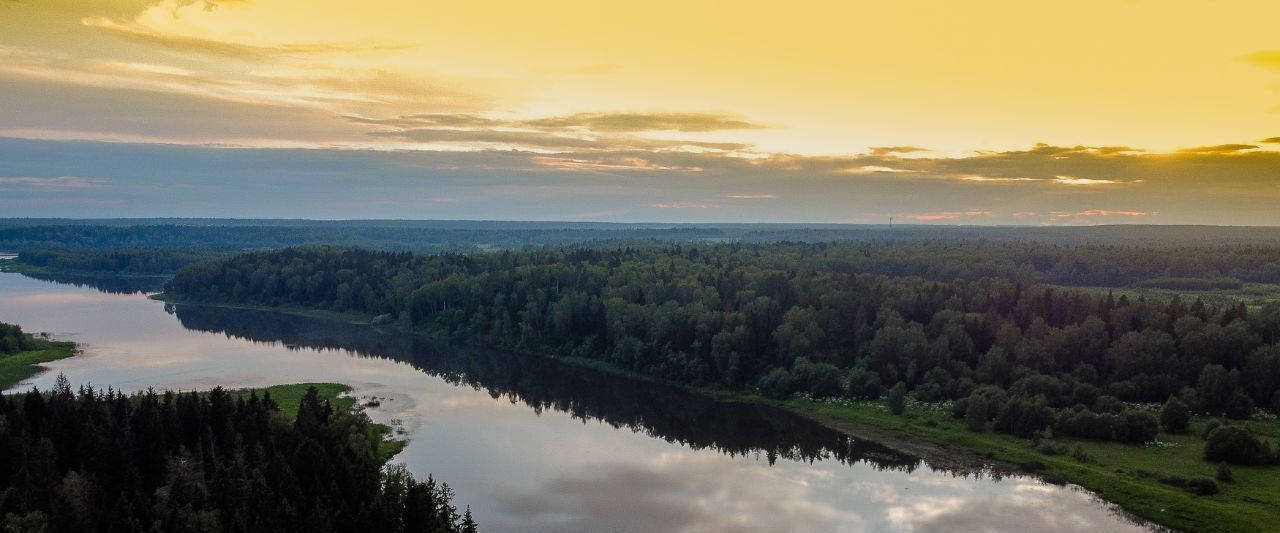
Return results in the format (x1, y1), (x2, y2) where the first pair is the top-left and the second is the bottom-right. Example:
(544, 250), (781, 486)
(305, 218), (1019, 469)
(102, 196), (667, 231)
(0, 272), (1152, 532)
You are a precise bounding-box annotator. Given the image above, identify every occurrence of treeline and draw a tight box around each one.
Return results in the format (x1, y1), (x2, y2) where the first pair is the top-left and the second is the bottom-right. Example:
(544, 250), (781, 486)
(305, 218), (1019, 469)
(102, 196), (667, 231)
(0, 381), (476, 532)
(20, 238), (1280, 288)
(16, 247), (227, 275)
(0, 322), (37, 355)
(167, 245), (1280, 447)
(0, 224), (724, 254)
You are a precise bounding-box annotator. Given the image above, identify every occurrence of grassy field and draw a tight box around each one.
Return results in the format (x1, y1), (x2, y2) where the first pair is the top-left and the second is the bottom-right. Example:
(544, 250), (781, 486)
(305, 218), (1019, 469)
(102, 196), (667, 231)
(231, 383), (407, 461)
(762, 395), (1280, 533)
(0, 337), (77, 390)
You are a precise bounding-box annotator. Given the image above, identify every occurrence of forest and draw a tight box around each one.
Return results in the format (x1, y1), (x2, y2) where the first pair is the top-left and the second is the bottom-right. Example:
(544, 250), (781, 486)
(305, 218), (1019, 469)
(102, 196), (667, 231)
(165, 244), (1280, 456)
(16, 238), (1280, 287)
(0, 380), (476, 533)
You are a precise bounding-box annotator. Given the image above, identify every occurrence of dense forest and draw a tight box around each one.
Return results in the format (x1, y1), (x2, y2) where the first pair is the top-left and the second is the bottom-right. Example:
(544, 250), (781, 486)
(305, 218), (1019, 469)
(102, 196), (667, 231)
(166, 245), (1280, 453)
(17, 238), (1280, 287)
(0, 380), (476, 532)
(0, 322), (37, 355)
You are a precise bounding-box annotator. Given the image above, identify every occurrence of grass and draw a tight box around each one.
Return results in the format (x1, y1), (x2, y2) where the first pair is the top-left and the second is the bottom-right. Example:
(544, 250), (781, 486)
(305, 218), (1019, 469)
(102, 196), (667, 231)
(759, 395), (1280, 533)
(0, 337), (77, 390)
(230, 382), (407, 461)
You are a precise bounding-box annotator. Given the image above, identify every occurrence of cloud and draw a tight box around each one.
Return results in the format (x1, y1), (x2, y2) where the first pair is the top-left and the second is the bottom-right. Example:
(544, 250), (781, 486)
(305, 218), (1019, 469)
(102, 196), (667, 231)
(82, 7), (412, 60)
(651, 202), (720, 209)
(726, 194), (776, 199)
(4, 137), (1280, 224)
(357, 110), (758, 154)
(1177, 144), (1257, 154)
(368, 128), (602, 150)
(1048, 209), (1149, 221)
(1053, 176), (1119, 185)
(0, 175), (104, 189)
(525, 112), (766, 132)
(961, 176), (1039, 183)
(1242, 51), (1280, 71)
(843, 165), (912, 174)
(869, 146), (928, 156)
(898, 210), (995, 222)
(1258, 137), (1280, 144)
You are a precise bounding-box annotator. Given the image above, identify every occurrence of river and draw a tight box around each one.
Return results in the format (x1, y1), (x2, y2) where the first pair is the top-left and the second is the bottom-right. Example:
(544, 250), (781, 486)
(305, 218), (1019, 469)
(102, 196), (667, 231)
(0, 271), (1152, 532)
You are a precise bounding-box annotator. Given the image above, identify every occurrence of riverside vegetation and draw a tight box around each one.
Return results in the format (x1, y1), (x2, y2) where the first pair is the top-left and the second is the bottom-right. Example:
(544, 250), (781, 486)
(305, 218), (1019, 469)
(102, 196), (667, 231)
(161, 243), (1280, 532)
(0, 379), (476, 533)
(0, 322), (76, 390)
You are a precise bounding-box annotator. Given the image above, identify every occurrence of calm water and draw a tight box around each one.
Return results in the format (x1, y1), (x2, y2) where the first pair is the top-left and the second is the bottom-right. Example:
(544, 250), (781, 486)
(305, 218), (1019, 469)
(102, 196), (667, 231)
(0, 271), (1152, 532)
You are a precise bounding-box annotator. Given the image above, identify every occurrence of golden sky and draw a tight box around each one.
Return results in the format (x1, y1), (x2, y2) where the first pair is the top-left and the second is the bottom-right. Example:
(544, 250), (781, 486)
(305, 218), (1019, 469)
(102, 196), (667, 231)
(1, 0), (1278, 223)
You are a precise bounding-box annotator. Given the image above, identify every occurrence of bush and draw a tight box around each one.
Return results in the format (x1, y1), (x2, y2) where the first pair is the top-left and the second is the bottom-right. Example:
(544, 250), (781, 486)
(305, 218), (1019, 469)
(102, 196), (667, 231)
(1185, 476), (1219, 496)
(887, 382), (907, 415)
(1037, 440), (1064, 455)
(1115, 409), (1159, 444)
(758, 368), (795, 399)
(965, 394), (989, 432)
(1159, 395), (1190, 433)
(994, 395), (1053, 438)
(1201, 419), (1223, 440)
(791, 358), (843, 398)
(1055, 407), (1116, 441)
(1216, 462), (1234, 483)
(845, 367), (884, 399)
(1204, 426), (1269, 465)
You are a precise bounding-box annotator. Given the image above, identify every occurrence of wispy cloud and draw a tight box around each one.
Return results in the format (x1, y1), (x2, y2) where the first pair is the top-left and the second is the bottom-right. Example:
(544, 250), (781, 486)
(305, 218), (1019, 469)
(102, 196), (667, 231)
(1047, 209), (1150, 222)
(0, 176), (104, 190)
(651, 202), (720, 209)
(868, 146), (929, 156)
(961, 176), (1039, 183)
(726, 194), (776, 199)
(525, 112), (766, 133)
(1242, 51), (1280, 72)
(898, 210), (995, 222)
(1177, 144), (1257, 154)
(81, 0), (413, 61)
(1053, 176), (1119, 185)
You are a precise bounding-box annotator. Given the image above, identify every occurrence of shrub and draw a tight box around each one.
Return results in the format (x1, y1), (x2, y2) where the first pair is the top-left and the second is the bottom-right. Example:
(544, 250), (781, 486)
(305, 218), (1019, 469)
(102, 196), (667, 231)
(995, 395), (1053, 438)
(1216, 462), (1234, 483)
(758, 368), (795, 399)
(887, 382), (907, 415)
(1037, 440), (1064, 455)
(1159, 395), (1190, 433)
(1115, 409), (1159, 444)
(1204, 426), (1268, 465)
(1201, 419), (1223, 440)
(1056, 407), (1116, 441)
(965, 394), (989, 432)
(1185, 476), (1219, 496)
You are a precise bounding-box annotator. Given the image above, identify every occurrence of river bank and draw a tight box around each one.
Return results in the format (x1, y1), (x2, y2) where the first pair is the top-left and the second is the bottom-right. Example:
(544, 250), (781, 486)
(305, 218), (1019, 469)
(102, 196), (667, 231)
(148, 293), (1237, 531)
(0, 335), (77, 390)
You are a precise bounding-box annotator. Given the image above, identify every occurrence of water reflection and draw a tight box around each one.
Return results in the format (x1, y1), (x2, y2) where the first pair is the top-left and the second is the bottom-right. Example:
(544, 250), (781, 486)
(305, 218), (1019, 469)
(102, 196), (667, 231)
(0, 272), (1154, 532)
(0, 269), (165, 294)
(172, 304), (920, 471)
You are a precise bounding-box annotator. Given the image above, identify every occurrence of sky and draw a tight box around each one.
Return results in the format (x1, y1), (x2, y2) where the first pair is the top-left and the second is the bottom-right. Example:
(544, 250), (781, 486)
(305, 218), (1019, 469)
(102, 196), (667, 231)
(1, 0), (1278, 224)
